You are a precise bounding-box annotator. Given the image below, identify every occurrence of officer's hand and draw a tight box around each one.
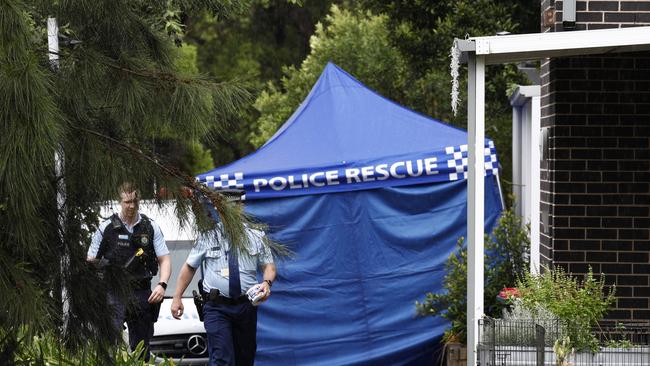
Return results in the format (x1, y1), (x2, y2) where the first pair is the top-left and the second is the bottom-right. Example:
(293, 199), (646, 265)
(148, 284), (165, 304)
(258, 281), (271, 302)
(171, 297), (184, 320)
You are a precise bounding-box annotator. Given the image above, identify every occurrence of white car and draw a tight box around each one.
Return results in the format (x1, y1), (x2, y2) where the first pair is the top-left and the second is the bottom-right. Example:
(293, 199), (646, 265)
(103, 202), (208, 365)
(150, 240), (208, 365)
(150, 298), (207, 364)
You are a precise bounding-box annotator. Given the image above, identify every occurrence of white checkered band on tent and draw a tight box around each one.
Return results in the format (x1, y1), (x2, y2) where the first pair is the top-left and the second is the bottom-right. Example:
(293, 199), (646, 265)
(202, 172), (245, 189)
(444, 142), (498, 181)
(445, 144), (468, 181)
(484, 140), (499, 177)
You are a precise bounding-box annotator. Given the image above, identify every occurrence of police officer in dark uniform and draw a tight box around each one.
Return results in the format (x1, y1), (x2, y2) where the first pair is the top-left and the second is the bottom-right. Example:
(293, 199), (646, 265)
(87, 183), (171, 359)
(169, 194), (276, 366)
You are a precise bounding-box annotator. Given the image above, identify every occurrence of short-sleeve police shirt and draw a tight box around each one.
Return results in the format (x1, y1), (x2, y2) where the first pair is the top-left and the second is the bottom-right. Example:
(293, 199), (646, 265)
(186, 226), (273, 298)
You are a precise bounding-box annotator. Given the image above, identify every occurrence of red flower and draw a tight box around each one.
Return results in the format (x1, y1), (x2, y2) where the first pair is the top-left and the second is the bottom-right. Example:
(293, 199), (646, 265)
(497, 287), (520, 302)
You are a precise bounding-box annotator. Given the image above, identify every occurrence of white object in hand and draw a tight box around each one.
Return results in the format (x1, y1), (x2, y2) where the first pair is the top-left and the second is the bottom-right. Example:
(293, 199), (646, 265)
(246, 284), (264, 306)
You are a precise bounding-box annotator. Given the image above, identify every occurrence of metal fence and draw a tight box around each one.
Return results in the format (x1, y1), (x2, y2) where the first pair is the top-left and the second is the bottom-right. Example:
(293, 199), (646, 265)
(477, 318), (650, 366)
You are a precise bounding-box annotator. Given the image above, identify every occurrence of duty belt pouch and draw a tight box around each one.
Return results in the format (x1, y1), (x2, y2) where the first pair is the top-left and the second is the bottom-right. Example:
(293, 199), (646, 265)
(207, 288), (220, 302)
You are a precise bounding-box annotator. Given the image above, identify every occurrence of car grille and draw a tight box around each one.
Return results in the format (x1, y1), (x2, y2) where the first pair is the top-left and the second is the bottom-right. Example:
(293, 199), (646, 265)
(150, 333), (208, 359)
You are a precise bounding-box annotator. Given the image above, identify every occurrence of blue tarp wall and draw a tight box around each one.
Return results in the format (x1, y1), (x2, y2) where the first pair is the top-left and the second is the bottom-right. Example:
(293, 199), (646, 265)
(197, 63), (503, 365)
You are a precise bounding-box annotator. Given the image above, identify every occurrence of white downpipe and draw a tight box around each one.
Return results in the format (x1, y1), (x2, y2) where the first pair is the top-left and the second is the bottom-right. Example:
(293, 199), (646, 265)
(510, 86), (541, 275)
(47, 18), (59, 68)
(48, 17), (70, 335)
(467, 53), (485, 366)
(512, 105), (522, 217)
(528, 93), (541, 274)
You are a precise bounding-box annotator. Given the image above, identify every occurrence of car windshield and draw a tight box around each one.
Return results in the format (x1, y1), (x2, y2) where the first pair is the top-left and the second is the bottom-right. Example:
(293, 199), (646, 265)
(153, 240), (201, 298)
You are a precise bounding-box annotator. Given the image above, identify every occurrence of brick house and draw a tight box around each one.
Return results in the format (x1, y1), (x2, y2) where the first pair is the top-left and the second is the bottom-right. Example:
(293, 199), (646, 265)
(540, 0), (650, 321)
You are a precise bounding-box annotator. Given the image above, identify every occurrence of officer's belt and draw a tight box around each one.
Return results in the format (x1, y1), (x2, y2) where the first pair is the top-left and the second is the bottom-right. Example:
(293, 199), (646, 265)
(203, 289), (249, 306)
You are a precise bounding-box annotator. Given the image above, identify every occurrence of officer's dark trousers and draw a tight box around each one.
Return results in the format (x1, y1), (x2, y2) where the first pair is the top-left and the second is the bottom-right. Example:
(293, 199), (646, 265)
(109, 289), (155, 360)
(204, 301), (258, 366)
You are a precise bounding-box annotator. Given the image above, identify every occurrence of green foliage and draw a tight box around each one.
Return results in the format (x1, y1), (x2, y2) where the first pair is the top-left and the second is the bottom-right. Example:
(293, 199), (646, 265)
(357, 0), (538, 192)
(250, 4), (409, 147)
(185, 0), (336, 165)
(484, 209), (530, 315)
(7, 330), (176, 365)
(1, 0), (63, 343)
(113, 342), (175, 366)
(416, 238), (468, 343)
(184, 140), (216, 174)
(174, 43), (199, 75)
(553, 336), (574, 366)
(495, 300), (566, 347)
(0, 0), (263, 361)
(603, 323), (634, 349)
(248, 1), (536, 190)
(154, 44), (216, 175)
(189, 0), (333, 84)
(516, 267), (615, 352)
(416, 208), (530, 343)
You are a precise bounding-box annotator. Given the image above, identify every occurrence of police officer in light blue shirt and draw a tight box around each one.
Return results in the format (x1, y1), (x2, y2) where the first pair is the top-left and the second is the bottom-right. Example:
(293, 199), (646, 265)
(87, 183), (171, 360)
(171, 218), (276, 366)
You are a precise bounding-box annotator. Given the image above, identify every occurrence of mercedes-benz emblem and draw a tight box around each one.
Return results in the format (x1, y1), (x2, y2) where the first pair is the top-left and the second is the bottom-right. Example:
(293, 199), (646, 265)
(187, 334), (207, 355)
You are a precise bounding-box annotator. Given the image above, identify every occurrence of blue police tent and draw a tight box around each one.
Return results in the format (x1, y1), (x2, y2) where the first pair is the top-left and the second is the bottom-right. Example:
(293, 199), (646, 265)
(197, 62), (503, 365)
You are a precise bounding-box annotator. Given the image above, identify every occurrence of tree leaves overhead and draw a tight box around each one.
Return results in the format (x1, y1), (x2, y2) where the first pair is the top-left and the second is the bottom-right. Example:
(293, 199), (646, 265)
(358, 0), (539, 185)
(251, 5), (408, 147)
(2, 0), (541, 360)
(184, 0), (336, 166)
(1, 0), (61, 259)
(1, 0), (254, 360)
(251, 1), (539, 188)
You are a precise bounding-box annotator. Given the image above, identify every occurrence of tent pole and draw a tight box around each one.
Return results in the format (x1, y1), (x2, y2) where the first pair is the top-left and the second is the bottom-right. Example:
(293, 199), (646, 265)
(467, 52), (485, 366)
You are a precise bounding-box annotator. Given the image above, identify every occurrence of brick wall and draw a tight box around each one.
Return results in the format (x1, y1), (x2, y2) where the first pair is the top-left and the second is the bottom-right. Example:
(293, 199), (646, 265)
(551, 0), (650, 31)
(540, 0), (650, 320)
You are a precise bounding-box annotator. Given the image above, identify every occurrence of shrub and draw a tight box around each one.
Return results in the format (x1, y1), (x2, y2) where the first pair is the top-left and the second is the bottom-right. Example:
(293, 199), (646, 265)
(516, 267), (615, 352)
(416, 208), (530, 343)
(416, 237), (468, 343)
(3, 328), (176, 366)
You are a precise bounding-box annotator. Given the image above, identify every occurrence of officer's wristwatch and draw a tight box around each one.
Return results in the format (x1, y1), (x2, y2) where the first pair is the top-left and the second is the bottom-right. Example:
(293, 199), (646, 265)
(157, 281), (168, 290)
(264, 279), (273, 287)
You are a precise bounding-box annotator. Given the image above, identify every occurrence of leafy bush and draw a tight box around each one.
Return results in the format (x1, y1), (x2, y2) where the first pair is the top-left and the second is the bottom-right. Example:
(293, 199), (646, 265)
(416, 208), (530, 343)
(3, 328), (176, 366)
(416, 237), (468, 343)
(516, 267), (615, 352)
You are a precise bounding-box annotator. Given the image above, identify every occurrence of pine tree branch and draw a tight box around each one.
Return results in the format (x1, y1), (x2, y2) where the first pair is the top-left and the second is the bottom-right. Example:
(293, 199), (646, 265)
(71, 124), (291, 258)
(71, 125), (194, 186)
(37, 48), (244, 88)
(103, 61), (199, 86)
